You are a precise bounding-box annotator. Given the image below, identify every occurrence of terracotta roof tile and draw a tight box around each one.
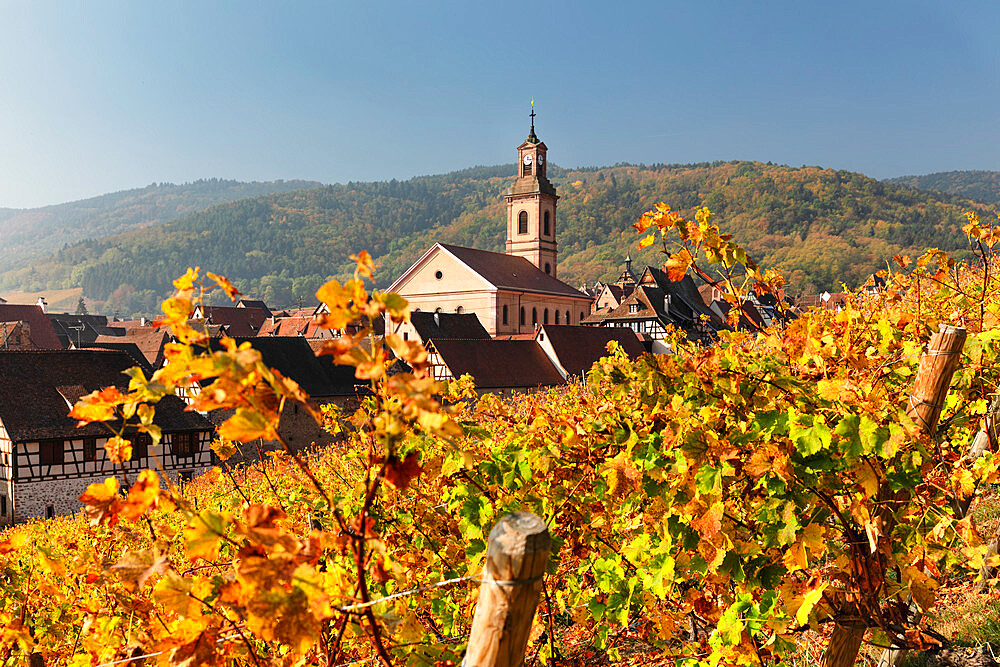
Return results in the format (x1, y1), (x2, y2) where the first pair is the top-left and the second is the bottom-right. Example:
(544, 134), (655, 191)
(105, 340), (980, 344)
(0, 304), (63, 349)
(196, 305), (269, 337)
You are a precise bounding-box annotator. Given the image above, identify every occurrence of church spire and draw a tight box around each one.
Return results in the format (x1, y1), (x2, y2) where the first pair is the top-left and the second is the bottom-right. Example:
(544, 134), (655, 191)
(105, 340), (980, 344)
(526, 100), (539, 144)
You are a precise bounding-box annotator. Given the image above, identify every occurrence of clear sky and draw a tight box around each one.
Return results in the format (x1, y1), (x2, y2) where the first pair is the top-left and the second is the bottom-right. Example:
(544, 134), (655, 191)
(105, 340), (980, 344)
(1, 1), (998, 208)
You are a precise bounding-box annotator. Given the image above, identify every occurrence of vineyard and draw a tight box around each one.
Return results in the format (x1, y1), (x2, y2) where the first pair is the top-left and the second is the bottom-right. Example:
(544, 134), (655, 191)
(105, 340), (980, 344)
(4, 204), (1000, 666)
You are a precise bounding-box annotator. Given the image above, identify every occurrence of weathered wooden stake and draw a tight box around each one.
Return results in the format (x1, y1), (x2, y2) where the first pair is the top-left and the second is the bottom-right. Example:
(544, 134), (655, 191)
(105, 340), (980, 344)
(465, 512), (551, 667)
(825, 324), (967, 667)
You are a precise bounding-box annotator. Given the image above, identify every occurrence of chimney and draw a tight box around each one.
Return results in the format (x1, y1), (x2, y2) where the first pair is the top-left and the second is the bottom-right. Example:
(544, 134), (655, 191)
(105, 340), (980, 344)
(35, 297), (47, 313)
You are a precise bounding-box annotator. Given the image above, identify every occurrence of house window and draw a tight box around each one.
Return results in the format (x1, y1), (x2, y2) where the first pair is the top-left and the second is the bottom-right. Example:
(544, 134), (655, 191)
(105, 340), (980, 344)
(566, 310), (570, 323)
(555, 310), (560, 324)
(83, 438), (97, 462)
(39, 441), (64, 466)
(544, 263), (551, 275)
(503, 305), (509, 325)
(456, 306), (464, 314)
(403, 332), (408, 341)
(0, 495), (6, 516)
(46, 505), (55, 519)
(579, 312), (584, 322)
(172, 432), (197, 458)
(532, 308), (537, 325)
(435, 270), (443, 280)
(519, 307), (525, 326)
(629, 303), (641, 314)
(544, 308), (549, 324)
(544, 212), (550, 236)
(133, 433), (151, 461)
(518, 211), (528, 234)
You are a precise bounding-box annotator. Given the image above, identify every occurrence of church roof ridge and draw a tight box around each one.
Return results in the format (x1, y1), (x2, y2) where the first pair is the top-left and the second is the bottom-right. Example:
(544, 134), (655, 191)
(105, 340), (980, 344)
(437, 243), (589, 299)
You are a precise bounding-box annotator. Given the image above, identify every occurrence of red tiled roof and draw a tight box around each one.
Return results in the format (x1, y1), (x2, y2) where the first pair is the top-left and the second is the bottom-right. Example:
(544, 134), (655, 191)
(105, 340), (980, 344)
(538, 325), (644, 377)
(439, 244), (590, 299)
(0, 304), (63, 349)
(197, 305), (269, 337)
(430, 339), (565, 389)
(94, 329), (168, 368)
(0, 350), (212, 441)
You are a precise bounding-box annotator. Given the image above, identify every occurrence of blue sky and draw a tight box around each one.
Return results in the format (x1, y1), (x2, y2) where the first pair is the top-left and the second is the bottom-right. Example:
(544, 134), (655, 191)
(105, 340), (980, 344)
(1, 1), (998, 208)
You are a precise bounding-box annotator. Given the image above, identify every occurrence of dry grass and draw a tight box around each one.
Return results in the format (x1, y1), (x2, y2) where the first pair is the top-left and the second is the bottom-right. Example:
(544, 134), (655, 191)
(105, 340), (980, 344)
(0, 286), (82, 312)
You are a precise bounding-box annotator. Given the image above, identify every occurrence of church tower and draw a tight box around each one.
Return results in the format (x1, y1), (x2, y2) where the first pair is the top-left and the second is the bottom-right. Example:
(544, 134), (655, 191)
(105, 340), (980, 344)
(505, 106), (559, 276)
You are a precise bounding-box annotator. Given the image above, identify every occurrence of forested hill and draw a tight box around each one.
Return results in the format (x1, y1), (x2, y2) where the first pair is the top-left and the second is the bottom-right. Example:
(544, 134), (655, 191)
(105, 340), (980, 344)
(0, 178), (323, 270)
(2, 162), (992, 316)
(886, 170), (1000, 204)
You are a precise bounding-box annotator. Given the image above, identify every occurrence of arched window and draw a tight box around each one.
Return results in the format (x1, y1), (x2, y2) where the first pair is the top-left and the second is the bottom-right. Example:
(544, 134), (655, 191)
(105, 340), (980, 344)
(532, 308), (538, 325)
(518, 211), (528, 234)
(543, 211), (550, 236)
(555, 310), (560, 324)
(544, 308), (549, 324)
(435, 307), (442, 313)
(544, 263), (551, 275)
(520, 307), (525, 325)
(503, 305), (509, 325)
(456, 306), (464, 313)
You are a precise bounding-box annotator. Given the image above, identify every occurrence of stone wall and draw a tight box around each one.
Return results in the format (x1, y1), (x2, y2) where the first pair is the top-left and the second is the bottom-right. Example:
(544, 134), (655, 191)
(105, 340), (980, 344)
(13, 474), (110, 523)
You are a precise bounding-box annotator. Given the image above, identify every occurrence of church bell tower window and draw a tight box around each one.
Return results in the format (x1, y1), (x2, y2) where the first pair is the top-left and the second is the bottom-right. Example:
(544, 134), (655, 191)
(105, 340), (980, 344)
(543, 211), (550, 236)
(518, 211), (528, 235)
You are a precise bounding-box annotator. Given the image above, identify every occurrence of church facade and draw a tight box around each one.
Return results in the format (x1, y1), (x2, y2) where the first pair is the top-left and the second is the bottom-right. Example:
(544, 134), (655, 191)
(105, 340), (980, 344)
(387, 118), (593, 338)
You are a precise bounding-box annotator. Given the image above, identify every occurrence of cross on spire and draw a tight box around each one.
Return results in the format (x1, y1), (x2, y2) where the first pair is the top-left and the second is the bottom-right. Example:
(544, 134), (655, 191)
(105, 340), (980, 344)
(527, 100), (539, 143)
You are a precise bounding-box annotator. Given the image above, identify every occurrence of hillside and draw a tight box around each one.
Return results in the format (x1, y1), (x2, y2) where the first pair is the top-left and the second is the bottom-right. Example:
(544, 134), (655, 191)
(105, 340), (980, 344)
(886, 170), (1000, 204)
(0, 178), (323, 271)
(2, 162), (992, 316)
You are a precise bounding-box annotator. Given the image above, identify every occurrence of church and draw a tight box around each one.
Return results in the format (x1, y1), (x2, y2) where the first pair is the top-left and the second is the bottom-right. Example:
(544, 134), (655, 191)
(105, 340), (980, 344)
(387, 115), (593, 338)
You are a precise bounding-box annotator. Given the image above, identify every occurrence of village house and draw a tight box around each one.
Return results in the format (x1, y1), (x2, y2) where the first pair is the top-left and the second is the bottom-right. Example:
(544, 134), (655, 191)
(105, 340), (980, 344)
(0, 349), (215, 524)
(192, 303), (271, 337)
(0, 302), (62, 349)
(387, 115), (593, 337)
(587, 266), (725, 349)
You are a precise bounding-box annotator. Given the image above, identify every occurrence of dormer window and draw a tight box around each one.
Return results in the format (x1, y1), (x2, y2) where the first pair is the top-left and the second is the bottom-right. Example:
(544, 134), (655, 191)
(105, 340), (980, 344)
(629, 303), (641, 314)
(518, 211), (528, 234)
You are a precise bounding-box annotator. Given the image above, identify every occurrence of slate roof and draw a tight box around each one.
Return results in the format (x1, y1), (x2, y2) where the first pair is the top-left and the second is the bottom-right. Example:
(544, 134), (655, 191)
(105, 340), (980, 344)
(0, 305), (63, 349)
(48, 313), (115, 348)
(538, 325), (644, 377)
(214, 337), (364, 397)
(237, 299), (272, 316)
(430, 339), (565, 389)
(409, 312), (490, 341)
(0, 350), (212, 442)
(438, 244), (590, 299)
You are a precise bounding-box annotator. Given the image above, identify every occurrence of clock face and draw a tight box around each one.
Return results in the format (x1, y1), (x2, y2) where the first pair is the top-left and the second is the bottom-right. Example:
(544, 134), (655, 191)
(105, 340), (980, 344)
(523, 154), (533, 165)
(537, 154), (544, 164)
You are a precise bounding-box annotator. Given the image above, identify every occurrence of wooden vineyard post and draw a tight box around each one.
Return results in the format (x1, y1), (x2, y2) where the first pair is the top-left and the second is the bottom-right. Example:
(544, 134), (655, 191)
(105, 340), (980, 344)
(464, 512), (551, 667)
(824, 324), (967, 667)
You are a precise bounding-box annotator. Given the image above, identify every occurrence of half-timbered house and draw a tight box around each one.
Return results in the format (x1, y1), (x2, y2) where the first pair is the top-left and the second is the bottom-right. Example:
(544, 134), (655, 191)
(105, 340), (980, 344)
(0, 350), (215, 525)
